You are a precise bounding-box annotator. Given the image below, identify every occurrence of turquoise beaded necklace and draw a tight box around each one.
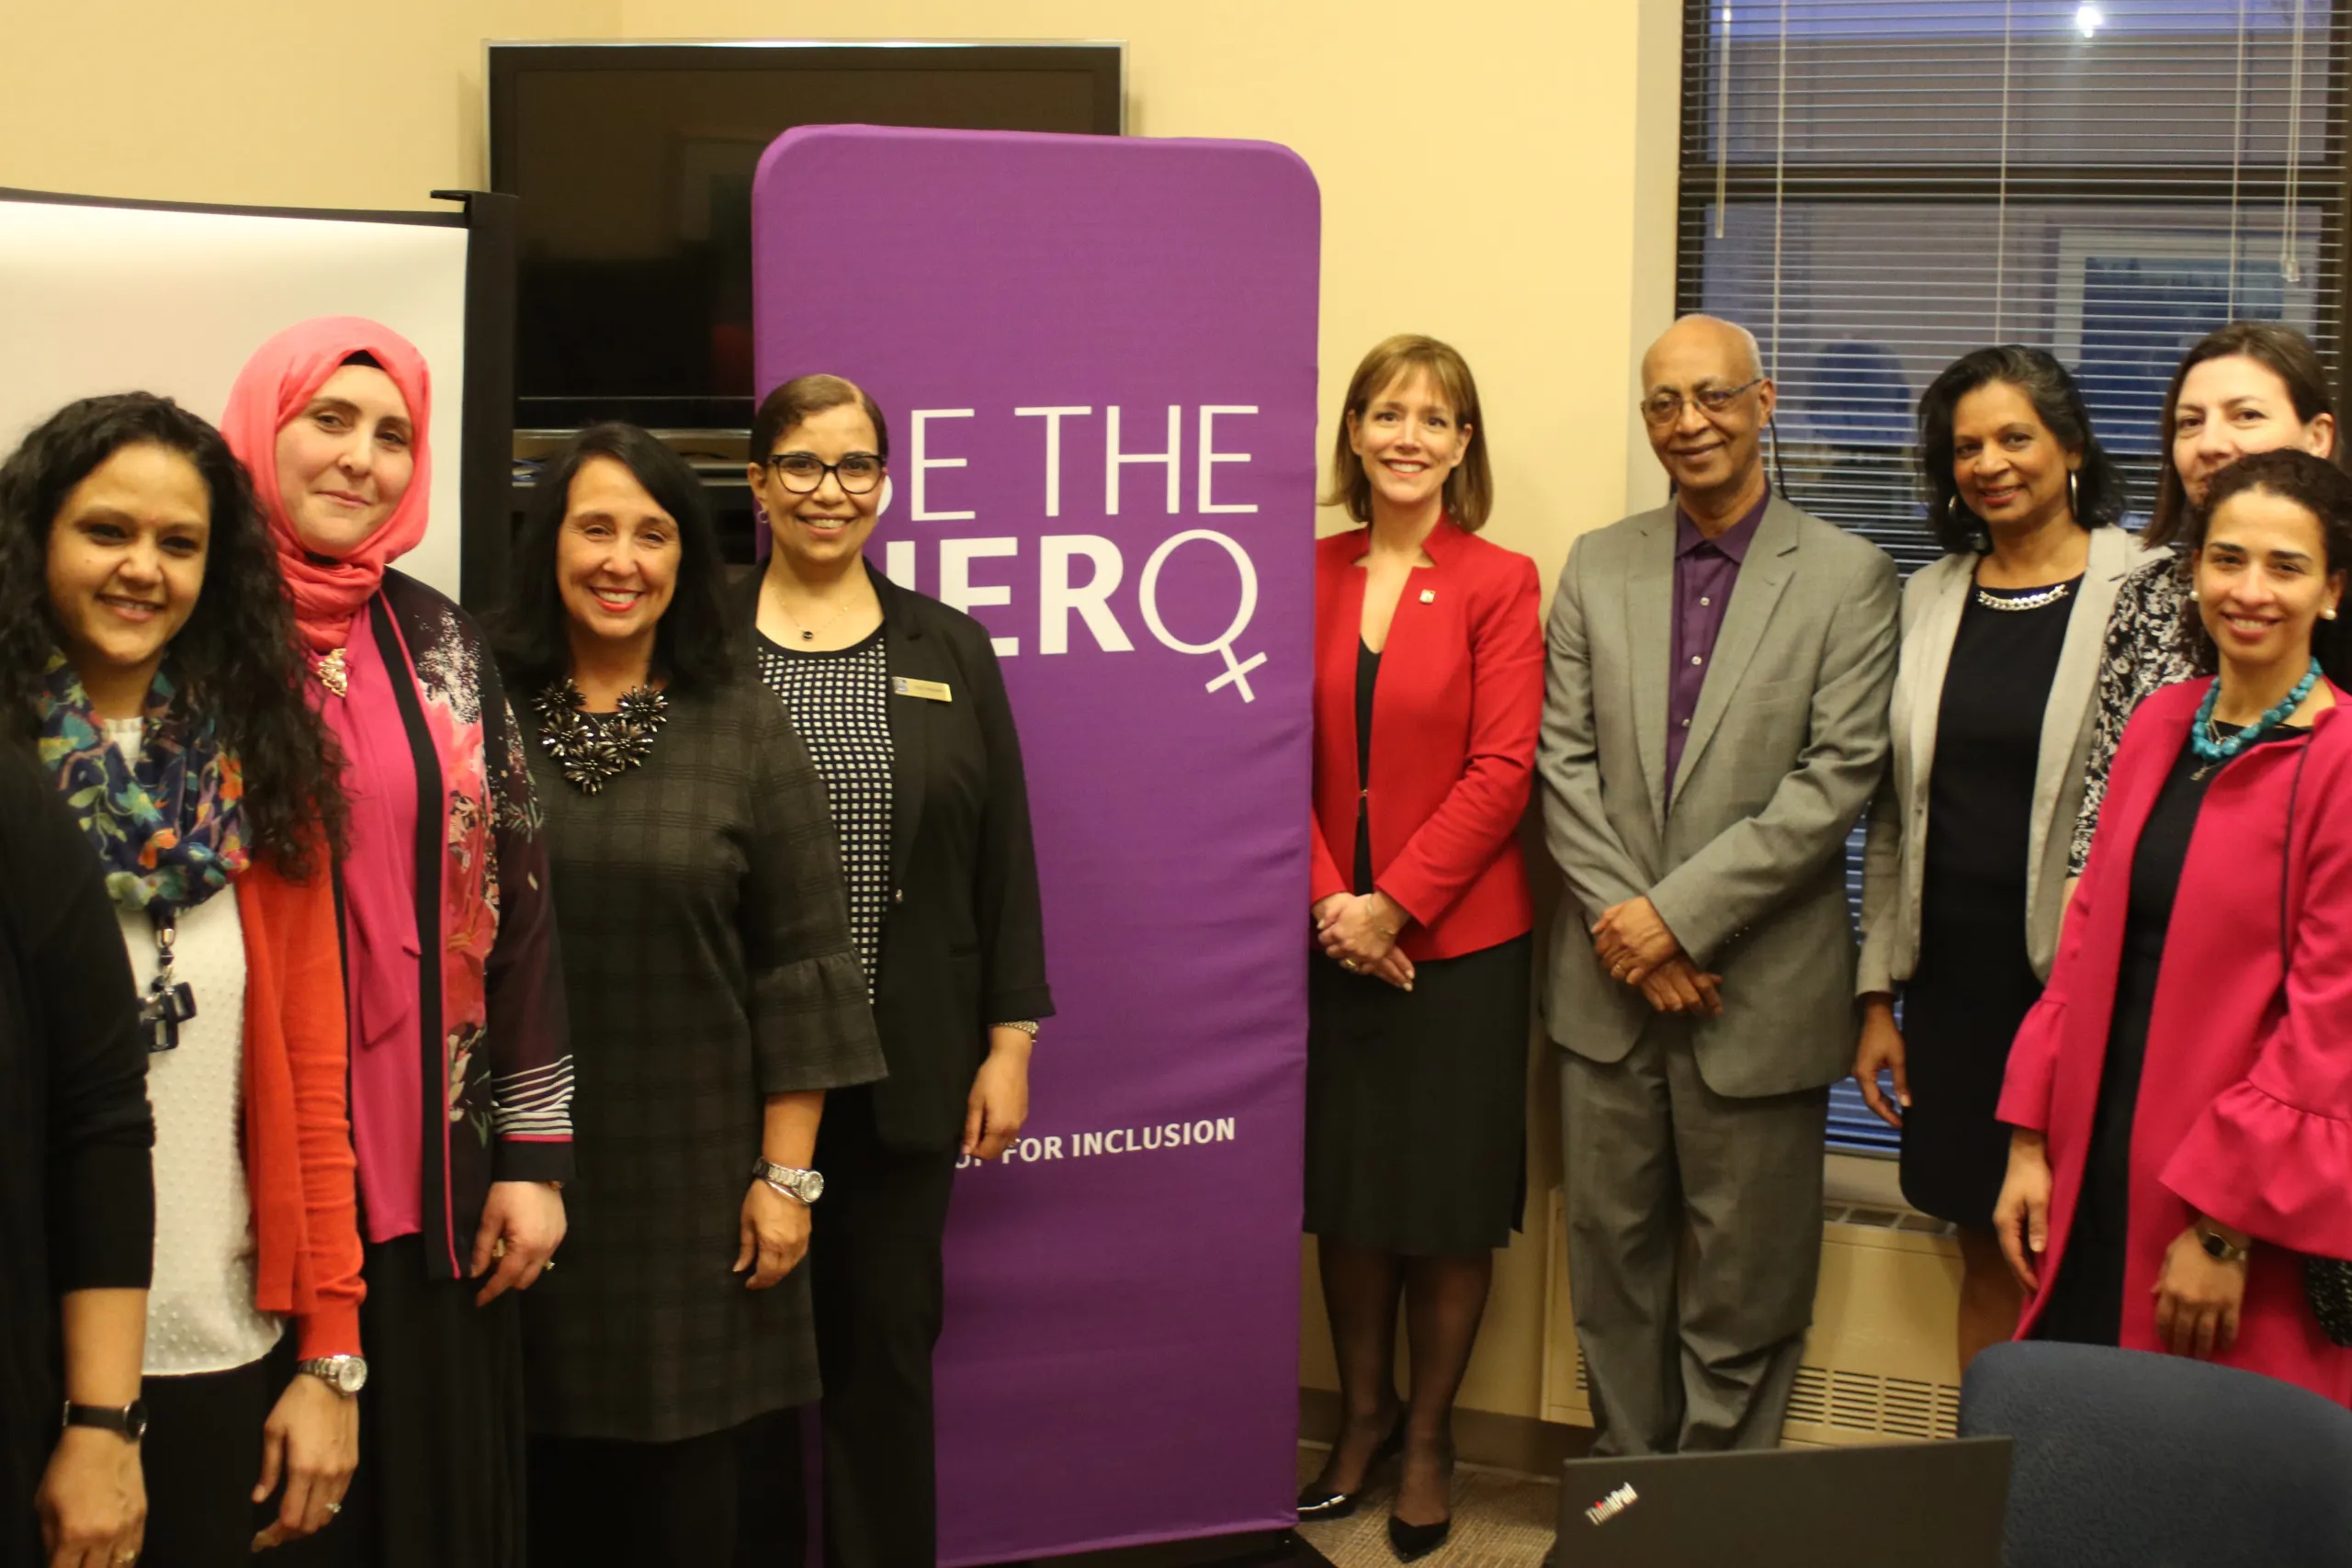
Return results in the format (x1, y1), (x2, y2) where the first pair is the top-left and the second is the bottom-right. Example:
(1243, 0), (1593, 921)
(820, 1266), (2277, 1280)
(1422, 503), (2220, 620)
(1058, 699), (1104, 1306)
(2189, 656), (2322, 779)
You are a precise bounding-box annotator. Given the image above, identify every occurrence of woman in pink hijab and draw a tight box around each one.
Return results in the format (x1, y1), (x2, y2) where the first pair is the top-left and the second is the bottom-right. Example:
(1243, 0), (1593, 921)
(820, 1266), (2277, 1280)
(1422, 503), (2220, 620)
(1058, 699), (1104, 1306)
(221, 319), (571, 1568)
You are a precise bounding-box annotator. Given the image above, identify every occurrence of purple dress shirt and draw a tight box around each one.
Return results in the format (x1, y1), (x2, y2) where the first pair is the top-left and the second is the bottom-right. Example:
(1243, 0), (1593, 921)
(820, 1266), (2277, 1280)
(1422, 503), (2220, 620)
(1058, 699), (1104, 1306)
(1664, 493), (1769, 794)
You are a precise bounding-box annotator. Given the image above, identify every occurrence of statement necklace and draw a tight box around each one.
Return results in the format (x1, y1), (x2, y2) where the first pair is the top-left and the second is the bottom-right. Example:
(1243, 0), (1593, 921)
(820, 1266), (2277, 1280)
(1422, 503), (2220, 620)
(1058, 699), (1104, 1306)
(532, 679), (670, 794)
(1974, 581), (2071, 612)
(2189, 658), (2320, 781)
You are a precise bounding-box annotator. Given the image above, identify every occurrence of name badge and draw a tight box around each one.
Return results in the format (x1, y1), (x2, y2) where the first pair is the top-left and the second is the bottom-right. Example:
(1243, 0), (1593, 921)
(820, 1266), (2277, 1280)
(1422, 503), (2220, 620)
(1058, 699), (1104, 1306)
(893, 676), (953, 703)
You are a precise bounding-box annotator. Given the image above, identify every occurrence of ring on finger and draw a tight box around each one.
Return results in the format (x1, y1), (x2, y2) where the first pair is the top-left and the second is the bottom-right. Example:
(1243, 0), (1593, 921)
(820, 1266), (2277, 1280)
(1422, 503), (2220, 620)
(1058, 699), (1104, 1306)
(325, 1502), (343, 1517)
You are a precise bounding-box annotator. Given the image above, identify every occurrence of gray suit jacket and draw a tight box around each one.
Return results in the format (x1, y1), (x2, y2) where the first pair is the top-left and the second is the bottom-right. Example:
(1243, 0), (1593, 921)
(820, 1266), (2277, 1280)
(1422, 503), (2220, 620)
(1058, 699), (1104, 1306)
(1539, 495), (1899, 1098)
(1856, 526), (2166, 995)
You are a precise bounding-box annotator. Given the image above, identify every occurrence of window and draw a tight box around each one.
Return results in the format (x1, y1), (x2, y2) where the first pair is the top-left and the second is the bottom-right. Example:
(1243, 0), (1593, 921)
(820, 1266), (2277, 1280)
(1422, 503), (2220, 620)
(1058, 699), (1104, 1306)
(1675, 0), (2350, 1153)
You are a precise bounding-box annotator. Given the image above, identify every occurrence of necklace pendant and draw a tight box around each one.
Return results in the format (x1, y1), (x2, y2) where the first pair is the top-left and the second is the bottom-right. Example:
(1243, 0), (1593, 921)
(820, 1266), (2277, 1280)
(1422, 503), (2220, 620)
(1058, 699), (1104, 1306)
(312, 647), (350, 698)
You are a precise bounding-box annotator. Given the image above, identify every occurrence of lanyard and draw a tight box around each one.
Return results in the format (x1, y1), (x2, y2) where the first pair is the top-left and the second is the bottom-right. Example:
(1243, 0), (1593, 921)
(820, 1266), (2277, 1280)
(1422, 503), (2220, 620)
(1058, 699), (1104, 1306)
(141, 908), (198, 1053)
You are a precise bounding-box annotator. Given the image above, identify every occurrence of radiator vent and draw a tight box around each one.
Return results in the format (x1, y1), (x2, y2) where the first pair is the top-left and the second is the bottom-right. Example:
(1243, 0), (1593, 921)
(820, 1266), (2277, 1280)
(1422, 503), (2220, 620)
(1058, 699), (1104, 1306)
(1789, 1366), (1961, 1440)
(1825, 1201), (1957, 1237)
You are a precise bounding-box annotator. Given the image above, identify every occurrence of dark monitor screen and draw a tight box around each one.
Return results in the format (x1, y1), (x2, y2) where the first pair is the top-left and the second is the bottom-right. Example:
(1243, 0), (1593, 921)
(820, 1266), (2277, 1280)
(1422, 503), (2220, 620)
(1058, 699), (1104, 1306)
(487, 42), (1124, 431)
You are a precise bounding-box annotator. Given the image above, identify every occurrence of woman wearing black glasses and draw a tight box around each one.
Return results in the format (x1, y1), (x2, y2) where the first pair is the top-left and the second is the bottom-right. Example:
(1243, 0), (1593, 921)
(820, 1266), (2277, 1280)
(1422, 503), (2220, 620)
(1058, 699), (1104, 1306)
(730, 375), (1052, 1568)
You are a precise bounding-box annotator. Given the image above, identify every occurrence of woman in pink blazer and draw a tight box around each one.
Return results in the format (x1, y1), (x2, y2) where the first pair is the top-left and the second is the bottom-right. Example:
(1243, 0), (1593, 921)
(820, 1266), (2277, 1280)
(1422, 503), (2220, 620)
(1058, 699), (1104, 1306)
(1995, 448), (2352, 1403)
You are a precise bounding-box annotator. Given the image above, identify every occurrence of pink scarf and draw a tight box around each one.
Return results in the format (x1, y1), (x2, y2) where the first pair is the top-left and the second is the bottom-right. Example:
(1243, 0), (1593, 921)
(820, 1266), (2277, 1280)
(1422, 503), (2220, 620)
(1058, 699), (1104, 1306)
(222, 317), (434, 653)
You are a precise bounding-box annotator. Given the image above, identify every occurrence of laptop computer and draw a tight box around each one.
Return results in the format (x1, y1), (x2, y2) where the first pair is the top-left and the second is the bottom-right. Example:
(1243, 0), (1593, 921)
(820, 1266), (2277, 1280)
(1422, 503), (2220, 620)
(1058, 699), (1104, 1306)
(1553, 1438), (2011, 1566)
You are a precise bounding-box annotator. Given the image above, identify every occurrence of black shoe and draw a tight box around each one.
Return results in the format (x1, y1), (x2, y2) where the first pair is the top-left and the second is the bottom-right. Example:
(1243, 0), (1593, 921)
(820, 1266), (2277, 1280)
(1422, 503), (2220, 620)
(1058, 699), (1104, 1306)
(1386, 1513), (1451, 1562)
(1296, 1411), (1408, 1521)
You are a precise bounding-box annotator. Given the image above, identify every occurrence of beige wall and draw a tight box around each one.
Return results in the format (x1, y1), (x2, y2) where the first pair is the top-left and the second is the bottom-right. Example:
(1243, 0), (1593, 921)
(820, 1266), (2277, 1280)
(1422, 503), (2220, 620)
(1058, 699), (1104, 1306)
(0, 0), (615, 212)
(2, 0), (1688, 1426)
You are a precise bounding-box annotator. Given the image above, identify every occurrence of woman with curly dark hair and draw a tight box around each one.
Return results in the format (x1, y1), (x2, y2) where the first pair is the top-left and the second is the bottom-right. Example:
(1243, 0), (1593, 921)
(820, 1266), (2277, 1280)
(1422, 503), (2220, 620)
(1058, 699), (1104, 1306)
(219, 318), (570, 1568)
(1856, 346), (2161, 1371)
(0, 390), (361, 1562)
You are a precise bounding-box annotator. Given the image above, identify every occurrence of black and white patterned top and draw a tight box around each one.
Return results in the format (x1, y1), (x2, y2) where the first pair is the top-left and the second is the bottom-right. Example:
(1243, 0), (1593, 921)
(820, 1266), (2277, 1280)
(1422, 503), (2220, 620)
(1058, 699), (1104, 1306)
(756, 628), (895, 990)
(2069, 553), (2199, 875)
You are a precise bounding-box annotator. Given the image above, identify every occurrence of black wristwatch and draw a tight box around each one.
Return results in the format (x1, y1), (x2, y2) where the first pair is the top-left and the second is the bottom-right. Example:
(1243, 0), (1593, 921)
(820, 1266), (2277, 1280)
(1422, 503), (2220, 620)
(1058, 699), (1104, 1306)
(2196, 1222), (2252, 1264)
(62, 1400), (148, 1442)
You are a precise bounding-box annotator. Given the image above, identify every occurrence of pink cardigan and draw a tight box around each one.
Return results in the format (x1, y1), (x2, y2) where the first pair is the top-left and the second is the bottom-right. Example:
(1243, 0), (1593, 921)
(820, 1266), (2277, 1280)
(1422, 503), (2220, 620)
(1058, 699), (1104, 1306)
(1999, 678), (2352, 1404)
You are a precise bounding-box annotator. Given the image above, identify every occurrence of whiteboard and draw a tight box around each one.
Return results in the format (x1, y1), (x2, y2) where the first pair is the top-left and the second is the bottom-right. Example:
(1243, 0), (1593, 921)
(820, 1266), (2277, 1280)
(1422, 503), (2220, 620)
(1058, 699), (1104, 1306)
(0, 197), (470, 598)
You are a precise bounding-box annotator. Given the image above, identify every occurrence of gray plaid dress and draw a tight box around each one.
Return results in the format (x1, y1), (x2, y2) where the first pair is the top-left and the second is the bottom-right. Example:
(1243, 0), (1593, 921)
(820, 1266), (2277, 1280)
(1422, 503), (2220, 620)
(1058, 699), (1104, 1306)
(516, 677), (885, 1443)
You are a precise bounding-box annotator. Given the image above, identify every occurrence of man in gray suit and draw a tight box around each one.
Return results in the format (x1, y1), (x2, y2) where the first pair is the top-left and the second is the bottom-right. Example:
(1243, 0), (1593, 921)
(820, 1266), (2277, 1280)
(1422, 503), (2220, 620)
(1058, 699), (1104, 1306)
(1539, 314), (1897, 1454)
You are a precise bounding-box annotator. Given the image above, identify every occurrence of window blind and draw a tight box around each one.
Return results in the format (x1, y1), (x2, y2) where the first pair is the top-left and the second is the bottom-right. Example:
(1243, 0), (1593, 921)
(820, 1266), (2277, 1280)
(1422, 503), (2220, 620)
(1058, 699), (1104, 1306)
(1675, 0), (2350, 1154)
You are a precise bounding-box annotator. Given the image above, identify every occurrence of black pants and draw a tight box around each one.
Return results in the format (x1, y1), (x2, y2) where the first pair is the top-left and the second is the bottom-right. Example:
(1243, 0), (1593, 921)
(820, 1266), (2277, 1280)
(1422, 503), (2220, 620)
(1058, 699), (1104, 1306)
(528, 1427), (740, 1567)
(141, 1354), (277, 1568)
(735, 1088), (960, 1568)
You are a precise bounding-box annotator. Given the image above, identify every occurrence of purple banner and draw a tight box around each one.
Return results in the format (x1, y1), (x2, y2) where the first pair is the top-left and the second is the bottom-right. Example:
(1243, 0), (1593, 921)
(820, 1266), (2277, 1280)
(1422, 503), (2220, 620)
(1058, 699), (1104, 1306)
(753, 127), (1320, 1562)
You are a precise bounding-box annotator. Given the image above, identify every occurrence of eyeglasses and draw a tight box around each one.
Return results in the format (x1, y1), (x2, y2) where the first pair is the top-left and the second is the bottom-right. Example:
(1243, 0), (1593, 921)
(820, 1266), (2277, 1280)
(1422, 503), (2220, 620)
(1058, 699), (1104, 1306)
(1640, 378), (1764, 427)
(764, 452), (885, 495)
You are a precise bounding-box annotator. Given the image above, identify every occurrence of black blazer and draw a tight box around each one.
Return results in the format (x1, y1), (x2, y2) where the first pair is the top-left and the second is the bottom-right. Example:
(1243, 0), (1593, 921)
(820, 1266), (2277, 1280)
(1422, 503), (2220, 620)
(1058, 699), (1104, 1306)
(734, 561), (1054, 1152)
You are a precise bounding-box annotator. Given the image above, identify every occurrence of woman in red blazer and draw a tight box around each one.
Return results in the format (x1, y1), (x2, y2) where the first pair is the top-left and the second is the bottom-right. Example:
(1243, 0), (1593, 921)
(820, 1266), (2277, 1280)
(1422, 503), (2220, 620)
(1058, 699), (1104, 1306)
(1995, 448), (2352, 1404)
(1298, 336), (1543, 1558)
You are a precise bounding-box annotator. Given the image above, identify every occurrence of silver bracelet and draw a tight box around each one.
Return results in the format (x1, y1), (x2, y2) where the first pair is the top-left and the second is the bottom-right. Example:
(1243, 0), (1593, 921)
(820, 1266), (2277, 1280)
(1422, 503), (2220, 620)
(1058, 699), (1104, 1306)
(997, 1020), (1040, 1037)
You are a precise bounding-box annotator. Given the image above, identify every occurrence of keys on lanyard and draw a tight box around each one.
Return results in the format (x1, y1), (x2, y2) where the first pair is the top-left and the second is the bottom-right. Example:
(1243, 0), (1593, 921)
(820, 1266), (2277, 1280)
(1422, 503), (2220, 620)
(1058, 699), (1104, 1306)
(141, 908), (198, 1054)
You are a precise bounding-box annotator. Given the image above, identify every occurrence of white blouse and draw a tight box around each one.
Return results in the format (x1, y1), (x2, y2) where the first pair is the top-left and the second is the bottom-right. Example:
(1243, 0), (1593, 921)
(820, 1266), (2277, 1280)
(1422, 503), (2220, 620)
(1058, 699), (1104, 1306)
(106, 717), (283, 1376)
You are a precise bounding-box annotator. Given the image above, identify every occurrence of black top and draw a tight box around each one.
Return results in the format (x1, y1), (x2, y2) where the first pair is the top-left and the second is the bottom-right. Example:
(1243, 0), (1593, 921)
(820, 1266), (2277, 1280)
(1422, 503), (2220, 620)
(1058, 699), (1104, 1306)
(1354, 639), (1379, 894)
(516, 679), (885, 1442)
(2038, 720), (2308, 1347)
(1922, 578), (2080, 919)
(0, 745), (151, 1568)
(755, 626), (895, 989)
(733, 563), (1055, 1154)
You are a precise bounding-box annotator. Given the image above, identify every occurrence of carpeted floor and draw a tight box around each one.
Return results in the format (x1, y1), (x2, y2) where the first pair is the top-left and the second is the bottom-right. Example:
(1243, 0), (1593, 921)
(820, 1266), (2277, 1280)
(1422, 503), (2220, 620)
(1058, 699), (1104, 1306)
(1292, 1442), (1558, 1568)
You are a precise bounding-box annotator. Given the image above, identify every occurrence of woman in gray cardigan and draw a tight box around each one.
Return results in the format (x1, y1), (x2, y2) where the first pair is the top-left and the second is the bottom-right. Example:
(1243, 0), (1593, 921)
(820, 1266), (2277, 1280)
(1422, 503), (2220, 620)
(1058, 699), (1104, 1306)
(1855, 347), (2159, 1370)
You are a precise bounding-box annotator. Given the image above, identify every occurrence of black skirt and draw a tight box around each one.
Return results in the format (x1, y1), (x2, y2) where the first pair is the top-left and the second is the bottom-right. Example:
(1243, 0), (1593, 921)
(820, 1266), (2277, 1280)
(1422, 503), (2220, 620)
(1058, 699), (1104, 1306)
(1898, 902), (2044, 1227)
(266, 1234), (527, 1568)
(1304, 934), (1531, 1256)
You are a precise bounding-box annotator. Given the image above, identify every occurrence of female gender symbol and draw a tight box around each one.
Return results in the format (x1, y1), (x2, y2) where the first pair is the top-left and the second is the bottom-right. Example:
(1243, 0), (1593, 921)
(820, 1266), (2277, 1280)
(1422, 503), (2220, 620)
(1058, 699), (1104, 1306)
(1138, 529), (1265, 703)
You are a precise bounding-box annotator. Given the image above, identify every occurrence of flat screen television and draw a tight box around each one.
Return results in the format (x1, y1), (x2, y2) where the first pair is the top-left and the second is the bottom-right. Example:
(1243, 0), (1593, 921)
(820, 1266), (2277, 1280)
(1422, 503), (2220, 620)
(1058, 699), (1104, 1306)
(487, 40), (1125, 432)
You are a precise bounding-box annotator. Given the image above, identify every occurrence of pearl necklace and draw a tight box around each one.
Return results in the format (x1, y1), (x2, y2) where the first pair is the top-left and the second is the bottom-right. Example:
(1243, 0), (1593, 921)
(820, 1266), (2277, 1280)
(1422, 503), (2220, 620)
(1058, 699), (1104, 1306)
(2189, 658), (2320, 779)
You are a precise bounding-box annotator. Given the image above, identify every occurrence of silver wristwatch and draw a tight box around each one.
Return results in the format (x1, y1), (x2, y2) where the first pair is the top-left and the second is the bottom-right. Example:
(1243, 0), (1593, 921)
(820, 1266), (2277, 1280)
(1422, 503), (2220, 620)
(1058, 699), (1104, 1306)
(752, 1158), (825, 1205)
(297, 1355), (368, 1396)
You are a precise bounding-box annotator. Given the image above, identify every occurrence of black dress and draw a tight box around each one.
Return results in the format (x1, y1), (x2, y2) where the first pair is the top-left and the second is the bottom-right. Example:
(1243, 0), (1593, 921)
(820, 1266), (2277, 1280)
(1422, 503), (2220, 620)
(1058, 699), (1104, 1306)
(1303, 641), (1530, 1256)
(2036, 722), (2307, 1346)
(517, 680), (885, 1445)
(1900, 579), (2077, 1225)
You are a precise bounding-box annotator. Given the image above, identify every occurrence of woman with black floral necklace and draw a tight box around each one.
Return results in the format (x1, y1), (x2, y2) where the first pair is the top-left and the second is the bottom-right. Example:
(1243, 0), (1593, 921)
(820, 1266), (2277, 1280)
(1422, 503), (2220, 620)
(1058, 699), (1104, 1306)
(493, 423), (883, 1562)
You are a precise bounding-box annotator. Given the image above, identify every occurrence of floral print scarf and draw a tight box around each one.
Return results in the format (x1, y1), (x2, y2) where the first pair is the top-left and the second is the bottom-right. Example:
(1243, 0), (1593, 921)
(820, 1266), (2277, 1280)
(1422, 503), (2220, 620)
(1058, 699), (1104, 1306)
(38, 651), (250, 913)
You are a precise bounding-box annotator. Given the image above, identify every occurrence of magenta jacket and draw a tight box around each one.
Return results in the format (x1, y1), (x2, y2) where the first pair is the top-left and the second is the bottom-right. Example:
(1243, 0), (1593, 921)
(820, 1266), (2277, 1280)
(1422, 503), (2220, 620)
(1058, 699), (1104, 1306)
(2000, 677), (2352, 1404)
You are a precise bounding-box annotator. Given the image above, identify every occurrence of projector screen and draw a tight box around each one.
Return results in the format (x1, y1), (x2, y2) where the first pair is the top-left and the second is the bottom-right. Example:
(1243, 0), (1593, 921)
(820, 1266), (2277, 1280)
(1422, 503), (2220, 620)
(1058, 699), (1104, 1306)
(0, 191), (472, 598)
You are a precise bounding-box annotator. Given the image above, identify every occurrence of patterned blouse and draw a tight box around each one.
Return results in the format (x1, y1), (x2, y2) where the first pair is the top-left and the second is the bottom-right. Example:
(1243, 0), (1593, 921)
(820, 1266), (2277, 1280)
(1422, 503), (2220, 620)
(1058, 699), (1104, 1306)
(2069, 553), (2199, 875)
(754, 629), (894, 990)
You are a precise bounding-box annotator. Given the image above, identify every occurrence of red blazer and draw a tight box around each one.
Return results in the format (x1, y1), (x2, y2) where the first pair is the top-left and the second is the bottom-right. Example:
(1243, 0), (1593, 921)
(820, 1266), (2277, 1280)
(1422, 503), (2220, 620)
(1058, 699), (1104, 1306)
(238, 851), (364, 1359)
(1310, 520), (1544, 961)
(1999, 680), (2352, 1404)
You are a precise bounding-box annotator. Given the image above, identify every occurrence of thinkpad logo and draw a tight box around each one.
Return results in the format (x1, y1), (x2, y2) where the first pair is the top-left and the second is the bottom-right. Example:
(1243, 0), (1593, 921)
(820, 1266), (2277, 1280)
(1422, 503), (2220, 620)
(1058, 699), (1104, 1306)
(1584, 1483), (1638, 1526)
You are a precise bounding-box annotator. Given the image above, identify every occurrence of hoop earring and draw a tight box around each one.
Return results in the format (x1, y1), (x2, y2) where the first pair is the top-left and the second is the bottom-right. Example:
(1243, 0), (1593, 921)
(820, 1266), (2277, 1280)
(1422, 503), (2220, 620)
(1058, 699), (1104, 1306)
(2067, 469), (2080, 516)
(1946, 494), (1961, 520)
